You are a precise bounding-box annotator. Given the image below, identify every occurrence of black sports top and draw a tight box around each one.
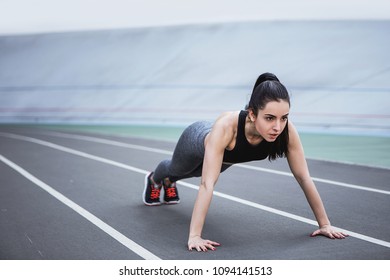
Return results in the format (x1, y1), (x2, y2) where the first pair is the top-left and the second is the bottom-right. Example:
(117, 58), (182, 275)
(222, 110), (271, 164)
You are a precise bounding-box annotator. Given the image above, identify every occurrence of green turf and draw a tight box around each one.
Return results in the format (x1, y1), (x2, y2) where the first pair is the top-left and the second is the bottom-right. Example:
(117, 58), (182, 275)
(298, 133), (390, 169)
(3, 124), (389, 169)
(24, 124), (185, 142)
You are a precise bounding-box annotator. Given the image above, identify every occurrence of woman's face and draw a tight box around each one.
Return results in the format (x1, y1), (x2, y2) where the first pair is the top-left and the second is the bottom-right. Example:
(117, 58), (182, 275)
(249, 100), (290, 142)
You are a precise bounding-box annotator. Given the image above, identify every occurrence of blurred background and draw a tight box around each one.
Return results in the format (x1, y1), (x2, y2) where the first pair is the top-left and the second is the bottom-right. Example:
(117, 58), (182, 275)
(0, 0), (389, 167)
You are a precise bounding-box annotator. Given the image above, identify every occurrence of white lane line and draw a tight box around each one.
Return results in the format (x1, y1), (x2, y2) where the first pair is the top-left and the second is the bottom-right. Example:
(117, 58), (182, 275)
(33, 131), (390, 195)
(1, 132), (390, 249)
(36, 131), (173, 155)
(234, 164), (390, 195)
(179, 181), (390, 248)
(177, 181), (318, 226)
(0, 132), (148, 175)
(0, 154), (160, 260)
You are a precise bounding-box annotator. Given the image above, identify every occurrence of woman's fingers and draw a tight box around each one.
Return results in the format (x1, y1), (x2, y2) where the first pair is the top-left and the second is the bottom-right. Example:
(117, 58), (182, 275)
(188, 237), (221, 252)
(311, 226), (349, 239)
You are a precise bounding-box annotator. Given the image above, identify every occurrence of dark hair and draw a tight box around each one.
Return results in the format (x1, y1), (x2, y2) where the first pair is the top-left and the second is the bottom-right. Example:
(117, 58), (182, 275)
(247, 72), (290, 161)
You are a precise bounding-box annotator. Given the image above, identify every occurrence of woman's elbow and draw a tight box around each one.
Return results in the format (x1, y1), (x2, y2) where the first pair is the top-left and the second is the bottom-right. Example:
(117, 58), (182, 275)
(294, 173), (313, 187)
(200, 180), (216, 192)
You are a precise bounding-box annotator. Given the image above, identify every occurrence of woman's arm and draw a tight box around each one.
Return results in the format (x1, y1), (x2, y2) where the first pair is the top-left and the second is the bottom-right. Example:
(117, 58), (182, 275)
(286, 122), (348, 239)
(188, 114), (236, 251)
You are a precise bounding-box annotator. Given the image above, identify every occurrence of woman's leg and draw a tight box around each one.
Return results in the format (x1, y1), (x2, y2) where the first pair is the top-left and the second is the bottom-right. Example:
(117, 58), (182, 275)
(153, 121), (212, 183)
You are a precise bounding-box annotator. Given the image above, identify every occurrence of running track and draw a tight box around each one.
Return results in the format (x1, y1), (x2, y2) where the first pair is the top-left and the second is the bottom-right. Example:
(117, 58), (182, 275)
(0, 126), (389, 260)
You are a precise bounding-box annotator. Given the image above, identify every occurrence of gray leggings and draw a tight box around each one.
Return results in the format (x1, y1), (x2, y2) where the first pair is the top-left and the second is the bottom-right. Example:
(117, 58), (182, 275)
(153, 121), (231, 182)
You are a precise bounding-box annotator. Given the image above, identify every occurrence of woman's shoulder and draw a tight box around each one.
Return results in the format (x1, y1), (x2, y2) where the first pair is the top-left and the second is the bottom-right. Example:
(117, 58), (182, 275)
(214, 111), (240, 129)
(287, 120), (298, 136)
(287, 120), (302, 147)
(215, 110), (241, 123)
(207, 111), (240, 143)
(205, 111), (240, 151)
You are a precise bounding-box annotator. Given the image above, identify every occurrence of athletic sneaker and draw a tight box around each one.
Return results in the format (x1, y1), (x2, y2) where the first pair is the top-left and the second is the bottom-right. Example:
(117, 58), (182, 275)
(163, 179), (180, 204)
(143, 172), (162, 206)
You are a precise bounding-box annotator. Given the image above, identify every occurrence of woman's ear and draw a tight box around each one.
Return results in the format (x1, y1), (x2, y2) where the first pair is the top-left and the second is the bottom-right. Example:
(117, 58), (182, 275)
(248, 109), (256, 122)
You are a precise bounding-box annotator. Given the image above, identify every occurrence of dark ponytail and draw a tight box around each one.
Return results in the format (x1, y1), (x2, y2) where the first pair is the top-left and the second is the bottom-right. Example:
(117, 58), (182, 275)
(247, 72), (290, 161)
(252, 72), (280, 93)
(248, 72), (290, 115)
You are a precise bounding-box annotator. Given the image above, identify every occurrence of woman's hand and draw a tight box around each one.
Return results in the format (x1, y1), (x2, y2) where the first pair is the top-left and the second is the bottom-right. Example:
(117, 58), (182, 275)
(311, 225), (349, 239)
(188, 236), (221, 252)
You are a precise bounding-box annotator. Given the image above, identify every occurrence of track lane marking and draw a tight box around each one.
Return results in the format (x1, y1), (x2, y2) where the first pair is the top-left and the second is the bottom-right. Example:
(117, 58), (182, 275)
(33, 131), (390, 195)
(0, 154), (160, 260)
(1, 132), (389, 249)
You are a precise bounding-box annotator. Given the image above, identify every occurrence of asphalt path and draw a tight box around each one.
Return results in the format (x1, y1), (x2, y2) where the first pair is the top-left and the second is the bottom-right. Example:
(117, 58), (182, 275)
(0, 125), (389, 260)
